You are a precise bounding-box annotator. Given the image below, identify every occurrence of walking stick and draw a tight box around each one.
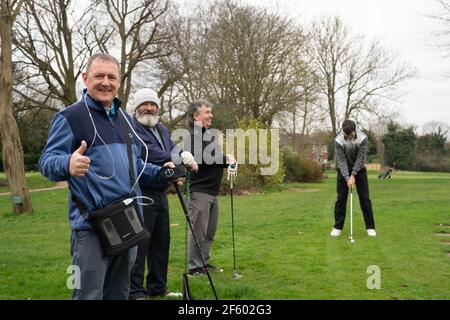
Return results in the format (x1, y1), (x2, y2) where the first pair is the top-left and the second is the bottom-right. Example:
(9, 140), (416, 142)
(182, 172), (193, 300)
(174, 182), (219, 300)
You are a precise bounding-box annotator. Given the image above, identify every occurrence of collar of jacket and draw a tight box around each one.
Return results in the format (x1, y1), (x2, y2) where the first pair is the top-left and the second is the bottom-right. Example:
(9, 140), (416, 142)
(82, 88), (122, 114)
(190, 125), (208, 134)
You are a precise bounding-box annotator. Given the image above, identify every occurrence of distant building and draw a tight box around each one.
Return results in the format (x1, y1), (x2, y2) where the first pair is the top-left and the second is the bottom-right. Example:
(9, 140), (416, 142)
(311, 143), (328, 165)
(280, 131), (330, 166)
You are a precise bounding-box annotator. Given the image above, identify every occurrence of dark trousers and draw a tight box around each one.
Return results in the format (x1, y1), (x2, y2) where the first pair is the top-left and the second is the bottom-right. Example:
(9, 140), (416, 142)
(334, 168), (375, 230)
(129, 190), (170, 298)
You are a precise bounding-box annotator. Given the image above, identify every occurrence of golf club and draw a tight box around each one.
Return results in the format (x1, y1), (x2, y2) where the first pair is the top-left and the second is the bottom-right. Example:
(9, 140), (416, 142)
(349, 187), (355, 243)
(228, 163), (242, 280)
(174, 182), (219, 300)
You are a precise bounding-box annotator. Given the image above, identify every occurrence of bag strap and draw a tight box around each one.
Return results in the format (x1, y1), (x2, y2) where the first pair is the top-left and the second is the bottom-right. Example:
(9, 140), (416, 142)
(118, 110), (136, 189)
(71, 192), (88, 218)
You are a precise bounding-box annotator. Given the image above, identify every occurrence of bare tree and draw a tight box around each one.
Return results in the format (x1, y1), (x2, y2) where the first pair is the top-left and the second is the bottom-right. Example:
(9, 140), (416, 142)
(429, 0), (450, 57)
(0, 0), (33, 214)
(207, 1), (310, 125)
(155, 0), (311, 128)
(276, 66), (323, 149)
(13, 0), (100, 112)
(93, 0), (170, 104)
(292, 68), (323, 142)
(137, 4), (197, 129)
(308, 16), (416, 137)
(422, 121), (449, 139)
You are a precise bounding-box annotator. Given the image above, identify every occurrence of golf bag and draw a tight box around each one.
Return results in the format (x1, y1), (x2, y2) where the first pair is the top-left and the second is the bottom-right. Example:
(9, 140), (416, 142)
(378, 167), (393, 180)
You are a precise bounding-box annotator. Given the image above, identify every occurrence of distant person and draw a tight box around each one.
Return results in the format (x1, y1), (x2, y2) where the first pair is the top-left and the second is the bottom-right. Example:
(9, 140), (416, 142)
(330, 120), (376, 238)
(378, 167), (393, 180)
(39, 53), (173, 300)
(127, 88), (198, 299)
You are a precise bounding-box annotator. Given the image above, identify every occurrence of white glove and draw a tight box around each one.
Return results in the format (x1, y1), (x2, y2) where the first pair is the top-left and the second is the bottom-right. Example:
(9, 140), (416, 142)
(227, 162), (238, 181)
(181, 151), (195, 166)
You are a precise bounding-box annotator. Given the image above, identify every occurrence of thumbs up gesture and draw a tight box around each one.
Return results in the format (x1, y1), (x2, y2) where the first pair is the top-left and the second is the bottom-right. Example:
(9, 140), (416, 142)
(69, 141), (91, 177)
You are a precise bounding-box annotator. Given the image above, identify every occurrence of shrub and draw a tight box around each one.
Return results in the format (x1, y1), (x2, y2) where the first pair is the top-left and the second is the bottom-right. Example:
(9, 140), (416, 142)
(0, 153), (40, 172)
(24, 153), (41, 171)
(283, 147), (302, 182)
(415, 154), (450, 172)
(220, 119), (285, 194)
(282, 146), (323, 183)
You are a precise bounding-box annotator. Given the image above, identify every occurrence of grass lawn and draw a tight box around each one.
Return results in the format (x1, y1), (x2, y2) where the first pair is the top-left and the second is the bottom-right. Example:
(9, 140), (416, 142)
(0, 170), (449, 300)
(0, 172), (56, 194)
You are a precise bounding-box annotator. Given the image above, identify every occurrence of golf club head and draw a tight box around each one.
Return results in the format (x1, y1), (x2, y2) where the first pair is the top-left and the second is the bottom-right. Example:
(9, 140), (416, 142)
(232, 271), (242, 280)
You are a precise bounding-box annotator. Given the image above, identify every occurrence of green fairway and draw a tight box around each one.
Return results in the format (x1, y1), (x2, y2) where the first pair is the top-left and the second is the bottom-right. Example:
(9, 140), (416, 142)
(0, 170), (449, 300)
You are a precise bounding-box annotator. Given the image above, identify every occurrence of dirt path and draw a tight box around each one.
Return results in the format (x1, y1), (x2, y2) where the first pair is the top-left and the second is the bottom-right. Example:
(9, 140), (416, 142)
(0, 181), (68, 196)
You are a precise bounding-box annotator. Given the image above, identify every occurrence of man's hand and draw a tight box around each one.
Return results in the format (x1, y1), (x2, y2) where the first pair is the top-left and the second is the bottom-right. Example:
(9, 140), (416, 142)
(69, 141), (90, 177)
(188, 161), (199, 172)
(162, 161), (175, 169)
(347, 175), (355, 189)
(180, 151), (198, 172)
(158, 162), (186, 183)
(181, 151), (194, 166)
(226, 154), (236, 165)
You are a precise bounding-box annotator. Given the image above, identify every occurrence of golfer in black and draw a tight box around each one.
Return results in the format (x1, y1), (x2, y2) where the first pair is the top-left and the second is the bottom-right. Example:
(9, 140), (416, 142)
(184, 100), (237, 276)
(331, 120), (376, 237)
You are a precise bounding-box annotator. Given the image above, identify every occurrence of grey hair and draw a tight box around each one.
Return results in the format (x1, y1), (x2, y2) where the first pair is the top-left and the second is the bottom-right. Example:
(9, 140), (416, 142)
(186, 99), (212, 128)
(85, 53), (120, 73)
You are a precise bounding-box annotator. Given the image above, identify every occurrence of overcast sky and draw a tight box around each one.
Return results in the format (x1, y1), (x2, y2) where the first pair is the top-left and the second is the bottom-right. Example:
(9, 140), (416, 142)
(239, 0), (450, 131)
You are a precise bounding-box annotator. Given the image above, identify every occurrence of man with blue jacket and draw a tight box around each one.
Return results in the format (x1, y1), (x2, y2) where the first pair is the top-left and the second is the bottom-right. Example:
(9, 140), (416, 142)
(127, 88), (198, 299)
(39, 53), (174, 300)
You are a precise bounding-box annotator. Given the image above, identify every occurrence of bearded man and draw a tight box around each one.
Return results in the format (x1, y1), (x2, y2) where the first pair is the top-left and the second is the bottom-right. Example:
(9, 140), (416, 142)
(127, 88), (198, 299)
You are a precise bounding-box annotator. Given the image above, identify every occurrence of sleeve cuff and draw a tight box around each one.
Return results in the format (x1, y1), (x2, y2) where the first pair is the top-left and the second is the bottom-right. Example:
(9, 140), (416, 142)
(64, 154), (72, 178)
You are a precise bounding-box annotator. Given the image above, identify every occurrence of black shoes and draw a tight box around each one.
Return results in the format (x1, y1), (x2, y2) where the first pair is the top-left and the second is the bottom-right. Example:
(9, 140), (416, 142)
(205, 264), (223, 273)
(187, 267), (206, 277)
(187, 264), (224, 277)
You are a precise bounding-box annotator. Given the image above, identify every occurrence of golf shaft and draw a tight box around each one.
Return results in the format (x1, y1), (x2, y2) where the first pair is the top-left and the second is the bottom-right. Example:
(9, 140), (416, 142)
(350, 187), (353, 239)
(184, 173), (190, 273)
(174, 183), (219, 300)
(230, 181), (237, 272)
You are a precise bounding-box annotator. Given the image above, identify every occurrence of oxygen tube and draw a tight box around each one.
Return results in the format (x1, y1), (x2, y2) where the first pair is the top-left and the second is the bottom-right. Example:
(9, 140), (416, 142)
(82, 93), (154, 206)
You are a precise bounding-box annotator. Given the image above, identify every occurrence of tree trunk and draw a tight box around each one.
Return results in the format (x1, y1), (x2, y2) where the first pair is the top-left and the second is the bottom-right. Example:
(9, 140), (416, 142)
(329, 98), (337, 138)
(0, 4), (33, 214)
(292, 107), (296, 150)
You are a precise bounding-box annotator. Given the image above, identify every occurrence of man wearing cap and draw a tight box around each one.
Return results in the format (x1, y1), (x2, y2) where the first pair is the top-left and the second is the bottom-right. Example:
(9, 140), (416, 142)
(128, 88), (198, 299)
